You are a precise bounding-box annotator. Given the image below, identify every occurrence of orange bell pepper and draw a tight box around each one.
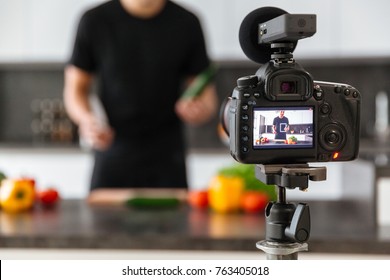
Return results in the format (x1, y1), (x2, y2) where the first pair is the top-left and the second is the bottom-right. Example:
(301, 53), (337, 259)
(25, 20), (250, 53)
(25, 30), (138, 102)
(0, 179), (35, 213)
(208, 175), (245, 213)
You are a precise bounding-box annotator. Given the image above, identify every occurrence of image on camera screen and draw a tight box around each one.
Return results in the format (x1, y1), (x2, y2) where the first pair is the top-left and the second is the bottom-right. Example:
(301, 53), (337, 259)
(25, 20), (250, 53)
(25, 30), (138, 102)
(253, 106), (314, 149)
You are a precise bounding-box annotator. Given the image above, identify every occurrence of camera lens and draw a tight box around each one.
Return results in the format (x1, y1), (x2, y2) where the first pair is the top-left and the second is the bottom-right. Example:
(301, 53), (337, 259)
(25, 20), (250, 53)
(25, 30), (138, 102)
(280, 81), (296, 93)
(219, 98), (231, 136)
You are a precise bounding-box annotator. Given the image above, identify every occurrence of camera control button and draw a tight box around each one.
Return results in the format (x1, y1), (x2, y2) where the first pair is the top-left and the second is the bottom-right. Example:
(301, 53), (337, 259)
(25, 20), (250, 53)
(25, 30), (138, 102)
(248, 100), (257, 105)
(353, 91), (359, 98)
(326, 132), (339, 144)
(344, 88), (351, 96)
(242, 104), (248, 110)
(243, 92), (251, 98)
(253, 92), (261, 98)
(242, 146), (249, 153)
(314, 89), (323, 100)
(241, 114), (249, 121)
(319, 123), (347, 151)
(320, 104), (331, 115)
(242, 125), (249, 132)
(334, 87), (342, 94)
(241, 135), (249, 142)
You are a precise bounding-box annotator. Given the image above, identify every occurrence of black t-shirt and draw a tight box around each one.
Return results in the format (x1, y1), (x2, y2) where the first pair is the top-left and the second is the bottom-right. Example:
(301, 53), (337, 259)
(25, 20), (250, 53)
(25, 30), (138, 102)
(273, 116), (289, 139)
(69, 0), (210, 189)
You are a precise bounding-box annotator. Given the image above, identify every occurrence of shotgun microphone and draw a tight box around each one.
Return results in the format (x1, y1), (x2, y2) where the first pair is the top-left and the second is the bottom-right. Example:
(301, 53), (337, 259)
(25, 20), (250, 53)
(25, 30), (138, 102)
(238, 7), (297, 64)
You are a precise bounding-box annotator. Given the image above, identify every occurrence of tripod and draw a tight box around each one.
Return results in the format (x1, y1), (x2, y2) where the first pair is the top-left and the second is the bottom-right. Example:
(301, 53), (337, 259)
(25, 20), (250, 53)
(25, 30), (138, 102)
(255, 164), (327, 260)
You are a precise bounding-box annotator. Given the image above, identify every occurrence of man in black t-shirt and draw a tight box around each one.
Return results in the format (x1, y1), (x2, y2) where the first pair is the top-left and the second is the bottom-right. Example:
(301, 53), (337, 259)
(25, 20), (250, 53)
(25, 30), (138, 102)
(63, 0), (217, 191)
(273, 111), (290, 140)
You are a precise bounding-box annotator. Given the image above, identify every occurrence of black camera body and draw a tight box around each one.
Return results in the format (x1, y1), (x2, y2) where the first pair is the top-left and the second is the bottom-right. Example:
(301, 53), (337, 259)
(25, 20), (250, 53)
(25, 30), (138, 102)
(224, 8), (361, 165)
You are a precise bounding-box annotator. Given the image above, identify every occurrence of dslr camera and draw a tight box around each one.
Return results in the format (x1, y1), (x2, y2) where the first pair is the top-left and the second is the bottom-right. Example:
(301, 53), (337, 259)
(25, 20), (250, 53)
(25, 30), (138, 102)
(221, 7), (361, 164)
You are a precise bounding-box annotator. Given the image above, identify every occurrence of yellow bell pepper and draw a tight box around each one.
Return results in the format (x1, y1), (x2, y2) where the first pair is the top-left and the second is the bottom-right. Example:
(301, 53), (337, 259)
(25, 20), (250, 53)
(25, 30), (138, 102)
(208, 175), (245, 213)
(0, 179), (35, 213)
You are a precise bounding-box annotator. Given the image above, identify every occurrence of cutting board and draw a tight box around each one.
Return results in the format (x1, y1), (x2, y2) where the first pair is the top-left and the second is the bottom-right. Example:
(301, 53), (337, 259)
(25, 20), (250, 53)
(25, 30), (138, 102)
(87, 188), (188, 206)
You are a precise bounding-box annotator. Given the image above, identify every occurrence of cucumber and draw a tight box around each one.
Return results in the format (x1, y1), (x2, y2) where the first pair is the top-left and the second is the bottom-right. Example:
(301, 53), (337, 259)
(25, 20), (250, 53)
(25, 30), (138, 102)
(180, 64), (217, 99)
(125, 197), (180, 209)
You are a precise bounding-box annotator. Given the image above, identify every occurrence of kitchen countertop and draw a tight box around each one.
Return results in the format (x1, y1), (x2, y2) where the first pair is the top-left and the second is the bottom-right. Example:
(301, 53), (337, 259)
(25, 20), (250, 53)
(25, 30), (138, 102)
(0, 199), (389, 255)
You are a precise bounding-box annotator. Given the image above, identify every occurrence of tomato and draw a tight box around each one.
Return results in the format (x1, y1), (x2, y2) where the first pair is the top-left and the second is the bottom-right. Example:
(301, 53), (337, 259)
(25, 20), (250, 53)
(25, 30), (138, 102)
(38, 188), (60, 207)
(188, 190), (209, 209)
(240, 191), (269, 214)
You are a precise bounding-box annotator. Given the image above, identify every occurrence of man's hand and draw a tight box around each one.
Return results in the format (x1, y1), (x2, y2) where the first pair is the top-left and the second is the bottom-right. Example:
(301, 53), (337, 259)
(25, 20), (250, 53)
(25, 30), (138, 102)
(175, 84), (217, 126)
(64, 66), (114, 150)
(79, 115), (114, 150)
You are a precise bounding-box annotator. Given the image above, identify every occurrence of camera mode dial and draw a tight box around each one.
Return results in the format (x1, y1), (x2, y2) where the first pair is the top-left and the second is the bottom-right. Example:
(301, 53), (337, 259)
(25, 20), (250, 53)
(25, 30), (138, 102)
(237, 75), (258, 88)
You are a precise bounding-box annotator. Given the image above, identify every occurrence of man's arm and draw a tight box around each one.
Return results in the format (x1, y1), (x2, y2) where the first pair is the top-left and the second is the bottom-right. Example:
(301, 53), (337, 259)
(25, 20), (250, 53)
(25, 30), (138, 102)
(63, 65), (93, 124)
(63, 65), (114, 150)
(272, 118), (277, 134)
(285, 118), (290, 132)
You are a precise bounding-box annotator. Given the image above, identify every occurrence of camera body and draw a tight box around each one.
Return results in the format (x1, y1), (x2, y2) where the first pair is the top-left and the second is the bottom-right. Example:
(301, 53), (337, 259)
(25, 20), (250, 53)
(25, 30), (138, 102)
(223, 8), (361, 165)
(227, 60), (360, 164)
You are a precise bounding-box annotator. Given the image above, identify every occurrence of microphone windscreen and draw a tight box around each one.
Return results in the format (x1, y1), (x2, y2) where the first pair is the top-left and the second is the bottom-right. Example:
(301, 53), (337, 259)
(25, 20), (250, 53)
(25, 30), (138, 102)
(239, 7), (292, 64)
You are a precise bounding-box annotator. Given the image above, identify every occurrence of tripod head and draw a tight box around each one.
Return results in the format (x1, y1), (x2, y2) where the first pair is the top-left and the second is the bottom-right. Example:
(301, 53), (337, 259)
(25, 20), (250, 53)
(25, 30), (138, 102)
(255, 164), (326, 259)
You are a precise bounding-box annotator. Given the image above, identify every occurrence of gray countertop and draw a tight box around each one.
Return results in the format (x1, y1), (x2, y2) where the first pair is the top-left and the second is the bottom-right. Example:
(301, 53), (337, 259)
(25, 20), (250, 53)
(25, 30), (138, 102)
(0, 199), (389, 255)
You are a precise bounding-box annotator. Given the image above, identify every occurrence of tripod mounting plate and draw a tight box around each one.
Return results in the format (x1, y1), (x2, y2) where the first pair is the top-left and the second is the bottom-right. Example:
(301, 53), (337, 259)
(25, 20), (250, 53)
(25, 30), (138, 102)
(255, 164), (326, 190)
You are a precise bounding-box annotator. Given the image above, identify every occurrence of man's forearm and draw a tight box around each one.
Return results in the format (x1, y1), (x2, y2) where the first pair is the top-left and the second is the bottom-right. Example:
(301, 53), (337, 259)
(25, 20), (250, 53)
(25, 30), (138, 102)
(63, 65), (94, 125)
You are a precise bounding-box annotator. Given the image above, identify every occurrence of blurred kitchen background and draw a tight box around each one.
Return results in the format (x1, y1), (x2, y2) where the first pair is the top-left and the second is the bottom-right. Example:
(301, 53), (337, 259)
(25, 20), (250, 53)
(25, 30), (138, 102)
(1, 0), (390, 227)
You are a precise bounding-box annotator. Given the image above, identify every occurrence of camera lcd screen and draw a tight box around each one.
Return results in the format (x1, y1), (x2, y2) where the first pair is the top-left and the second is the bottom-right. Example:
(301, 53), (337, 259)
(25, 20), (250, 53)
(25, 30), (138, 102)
(253, 106), (314, 149)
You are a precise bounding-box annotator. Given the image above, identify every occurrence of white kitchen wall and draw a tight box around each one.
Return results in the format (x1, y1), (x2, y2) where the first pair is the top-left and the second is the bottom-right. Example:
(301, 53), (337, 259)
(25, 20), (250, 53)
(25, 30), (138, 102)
(0, 148), (236, 199)
(0, 0), (106, 62)
(0, 0), (390, 62)
(0, 148), (93, 198)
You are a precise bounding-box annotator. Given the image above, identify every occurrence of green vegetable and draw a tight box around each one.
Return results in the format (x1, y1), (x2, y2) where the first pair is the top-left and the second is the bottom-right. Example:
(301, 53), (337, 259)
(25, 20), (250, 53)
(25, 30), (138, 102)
(125, 197), (180, 209)
(288, 136), (298, 142)
(0, 171), (6, 184)
(217, 163), (277, 201)
(180, 64), (217, 99)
